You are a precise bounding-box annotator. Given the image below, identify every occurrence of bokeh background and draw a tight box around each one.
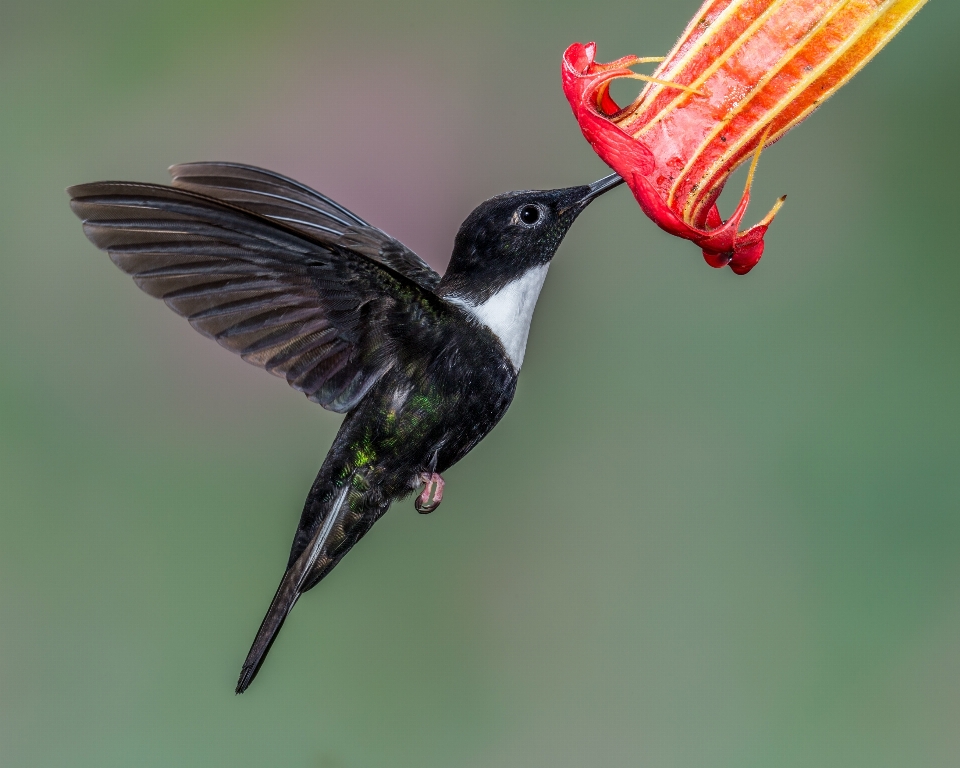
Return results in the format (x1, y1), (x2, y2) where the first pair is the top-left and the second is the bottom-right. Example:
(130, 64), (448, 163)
(2, 1), (959, 766)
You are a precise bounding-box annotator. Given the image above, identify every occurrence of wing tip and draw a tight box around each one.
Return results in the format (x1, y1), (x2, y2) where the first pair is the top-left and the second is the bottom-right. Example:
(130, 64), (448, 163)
(170, 160), (266, 180)
(169, 161), (211, 179)
(66, 182), (102, 201)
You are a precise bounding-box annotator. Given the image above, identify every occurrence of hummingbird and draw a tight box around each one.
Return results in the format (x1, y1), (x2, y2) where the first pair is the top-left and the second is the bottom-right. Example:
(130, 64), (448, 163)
(68, 162), (623, 692)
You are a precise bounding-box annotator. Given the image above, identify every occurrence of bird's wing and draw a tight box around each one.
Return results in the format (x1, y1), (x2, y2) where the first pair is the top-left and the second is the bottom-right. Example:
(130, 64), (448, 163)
(69, 180), (447, 413)
(169, 162), (441, 291)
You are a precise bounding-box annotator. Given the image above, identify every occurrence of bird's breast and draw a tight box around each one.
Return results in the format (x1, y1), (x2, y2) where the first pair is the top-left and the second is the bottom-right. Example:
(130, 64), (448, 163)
(444, 263), (550, 371)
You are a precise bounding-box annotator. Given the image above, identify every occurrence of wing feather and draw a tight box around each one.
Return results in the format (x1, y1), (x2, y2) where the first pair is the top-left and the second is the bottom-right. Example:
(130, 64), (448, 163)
(169, 161), (370, 228)
(169, 162), (441, 291)
(69, 179), (444, 412)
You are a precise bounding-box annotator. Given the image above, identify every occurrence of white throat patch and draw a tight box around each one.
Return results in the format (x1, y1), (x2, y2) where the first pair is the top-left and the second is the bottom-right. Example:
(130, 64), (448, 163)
(447, 264), (550, 370)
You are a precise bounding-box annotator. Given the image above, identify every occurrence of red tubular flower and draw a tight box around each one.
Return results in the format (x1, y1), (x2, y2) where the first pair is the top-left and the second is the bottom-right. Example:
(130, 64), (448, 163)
(563, 0), (928, 274)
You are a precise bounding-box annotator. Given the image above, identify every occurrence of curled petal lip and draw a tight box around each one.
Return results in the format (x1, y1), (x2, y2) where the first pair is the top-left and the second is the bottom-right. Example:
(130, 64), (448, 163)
(562, 41), (781, 275)
(562, 0), (926, 275)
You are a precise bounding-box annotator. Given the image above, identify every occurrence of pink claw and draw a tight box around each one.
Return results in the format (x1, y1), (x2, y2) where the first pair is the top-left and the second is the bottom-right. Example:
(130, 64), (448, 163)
(416, 472), (445, 514)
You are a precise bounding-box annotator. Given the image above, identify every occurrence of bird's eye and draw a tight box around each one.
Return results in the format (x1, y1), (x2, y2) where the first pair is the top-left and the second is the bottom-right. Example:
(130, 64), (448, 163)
(518, 204), (541, 225)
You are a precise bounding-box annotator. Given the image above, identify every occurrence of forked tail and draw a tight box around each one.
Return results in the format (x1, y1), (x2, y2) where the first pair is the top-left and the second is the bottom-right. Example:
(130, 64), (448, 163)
(236, 482), (353, 694)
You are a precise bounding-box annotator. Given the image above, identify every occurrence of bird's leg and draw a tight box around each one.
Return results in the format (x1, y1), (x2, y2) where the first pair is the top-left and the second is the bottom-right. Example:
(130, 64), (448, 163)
(415, 472), (445, 514)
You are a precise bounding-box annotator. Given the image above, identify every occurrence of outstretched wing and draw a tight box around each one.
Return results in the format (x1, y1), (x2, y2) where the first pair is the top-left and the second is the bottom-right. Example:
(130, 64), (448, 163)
(69, 180), (446, 412)
(169, 162), (441, 291)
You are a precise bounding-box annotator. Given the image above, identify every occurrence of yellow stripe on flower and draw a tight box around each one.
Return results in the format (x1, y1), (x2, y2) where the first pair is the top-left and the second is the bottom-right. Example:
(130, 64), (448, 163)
(561, 0), (928, 274)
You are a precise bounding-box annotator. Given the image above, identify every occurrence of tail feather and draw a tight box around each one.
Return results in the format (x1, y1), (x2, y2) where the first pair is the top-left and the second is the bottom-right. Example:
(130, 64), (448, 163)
(235, 576), (298, 693)
(236, 482), (351, 694)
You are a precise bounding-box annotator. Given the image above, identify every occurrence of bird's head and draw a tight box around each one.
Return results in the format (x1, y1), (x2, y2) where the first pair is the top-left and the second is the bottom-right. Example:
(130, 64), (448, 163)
(438, 174), (622, 303)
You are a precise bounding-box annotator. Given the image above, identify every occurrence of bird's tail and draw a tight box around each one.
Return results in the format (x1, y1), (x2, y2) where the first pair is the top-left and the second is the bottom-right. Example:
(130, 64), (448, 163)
(235, 481), (354, 694)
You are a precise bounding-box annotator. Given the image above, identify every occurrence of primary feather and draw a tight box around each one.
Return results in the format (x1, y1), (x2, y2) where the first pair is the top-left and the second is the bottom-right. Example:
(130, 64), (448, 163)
(169, 162), (441, 291)
(69, 176), (444, 412)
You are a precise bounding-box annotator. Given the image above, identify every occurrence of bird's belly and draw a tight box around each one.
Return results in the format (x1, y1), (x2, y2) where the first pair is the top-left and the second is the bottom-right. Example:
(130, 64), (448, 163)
(357, 350), (517, 492)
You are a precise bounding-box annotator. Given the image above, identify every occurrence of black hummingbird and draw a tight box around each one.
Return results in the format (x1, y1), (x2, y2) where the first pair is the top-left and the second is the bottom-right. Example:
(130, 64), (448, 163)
(68, 162), (623, 692)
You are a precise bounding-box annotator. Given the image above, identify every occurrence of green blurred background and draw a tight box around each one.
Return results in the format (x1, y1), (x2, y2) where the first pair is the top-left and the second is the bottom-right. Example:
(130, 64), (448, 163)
(2, 1), (958, 765)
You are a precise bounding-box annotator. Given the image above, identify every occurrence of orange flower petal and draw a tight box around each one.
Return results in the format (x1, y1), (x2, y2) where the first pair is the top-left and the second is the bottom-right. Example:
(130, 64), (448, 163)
(563, 0), (929, 274)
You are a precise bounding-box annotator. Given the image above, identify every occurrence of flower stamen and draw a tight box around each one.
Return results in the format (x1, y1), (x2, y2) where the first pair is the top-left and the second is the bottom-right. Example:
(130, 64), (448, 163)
(757, 196), (787, 229)
(563, 0), (929, 274)
(738, 125), (786, 231)
(743, 125), (771, 198)
(620, 72), (703, 97)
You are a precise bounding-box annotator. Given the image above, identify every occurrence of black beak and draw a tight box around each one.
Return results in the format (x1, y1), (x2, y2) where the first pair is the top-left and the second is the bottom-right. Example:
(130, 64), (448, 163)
(581, 172), (625, 204)
(558, 173), (625, 216)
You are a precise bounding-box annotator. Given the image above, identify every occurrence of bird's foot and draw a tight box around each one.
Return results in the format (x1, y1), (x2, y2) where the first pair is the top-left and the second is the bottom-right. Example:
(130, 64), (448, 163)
(416, 472), (444, 514)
